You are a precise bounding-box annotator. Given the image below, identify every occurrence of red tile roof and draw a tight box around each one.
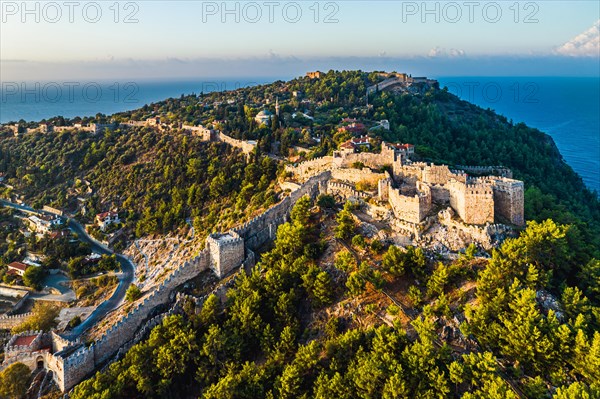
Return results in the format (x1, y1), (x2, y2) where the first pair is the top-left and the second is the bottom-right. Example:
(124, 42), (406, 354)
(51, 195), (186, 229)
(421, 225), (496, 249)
(351, 136), (370, 145)
(13, 335), (37, 346)
(97, 211), (118, 220)
(50, 230), (70, 239)
(386, 143), (414, 151)
(7, 262), (27, 272)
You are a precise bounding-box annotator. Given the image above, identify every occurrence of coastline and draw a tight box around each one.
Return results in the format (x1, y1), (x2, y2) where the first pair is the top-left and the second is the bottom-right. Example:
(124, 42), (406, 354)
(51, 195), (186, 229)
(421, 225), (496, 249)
(2, 76), (598, 193)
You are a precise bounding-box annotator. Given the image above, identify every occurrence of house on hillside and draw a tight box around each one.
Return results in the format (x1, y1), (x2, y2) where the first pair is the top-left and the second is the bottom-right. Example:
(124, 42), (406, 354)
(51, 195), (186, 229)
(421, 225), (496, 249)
(337, 119), (366, 135)
(27, 215), (62, 235)
(7, 262), (28, 276)
(338, 136), (371, 155)
(50, 230), (71, 240)
(96, 211), (120, 231)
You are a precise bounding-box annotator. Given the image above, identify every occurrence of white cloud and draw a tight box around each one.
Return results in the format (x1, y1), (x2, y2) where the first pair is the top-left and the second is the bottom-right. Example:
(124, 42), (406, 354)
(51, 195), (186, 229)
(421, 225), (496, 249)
(428, 47), (465, 58)
(428, 46), (444, 57)
(555, 20), (600, 57)
(448, 48), (466, 57)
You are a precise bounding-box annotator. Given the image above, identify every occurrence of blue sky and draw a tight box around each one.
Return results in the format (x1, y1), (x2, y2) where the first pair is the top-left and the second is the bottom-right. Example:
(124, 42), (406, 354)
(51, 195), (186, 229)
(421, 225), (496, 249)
(1, 1), (598, 80)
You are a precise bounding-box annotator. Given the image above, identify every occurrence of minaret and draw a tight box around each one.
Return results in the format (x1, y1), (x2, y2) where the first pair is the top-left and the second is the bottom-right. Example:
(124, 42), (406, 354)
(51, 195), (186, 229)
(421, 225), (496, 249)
(275, 97), (280, 117)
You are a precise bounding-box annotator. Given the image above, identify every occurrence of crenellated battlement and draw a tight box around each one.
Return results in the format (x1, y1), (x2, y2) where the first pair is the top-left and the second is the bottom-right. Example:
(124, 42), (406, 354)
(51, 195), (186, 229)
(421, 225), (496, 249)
(447, 179), (495, 225)
(206, 231), (245, 278)
(388, 182), (432, 224)
(327, 181), (372, 200)
(455, 165), (513, 179)
(4, 330), (43, 353)
(0, 312), (33, 320)
(0, 312), (33, 329)
(464, 180), (494, 195)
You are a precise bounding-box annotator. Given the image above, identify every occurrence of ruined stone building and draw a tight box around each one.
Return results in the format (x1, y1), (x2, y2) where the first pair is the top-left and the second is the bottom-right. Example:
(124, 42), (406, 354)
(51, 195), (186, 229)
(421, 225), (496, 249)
(388, 159), (525, 226)
(287, 140), (525, 228)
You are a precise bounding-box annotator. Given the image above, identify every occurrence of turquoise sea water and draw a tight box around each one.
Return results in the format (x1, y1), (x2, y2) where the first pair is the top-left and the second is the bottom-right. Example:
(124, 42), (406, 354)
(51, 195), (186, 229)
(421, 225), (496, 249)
(1, 76), (598, 192)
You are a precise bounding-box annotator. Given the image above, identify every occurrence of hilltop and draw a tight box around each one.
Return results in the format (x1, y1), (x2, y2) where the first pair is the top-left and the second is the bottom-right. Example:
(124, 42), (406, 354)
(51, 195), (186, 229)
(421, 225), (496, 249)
(2, 70), (598, 253)
(0, 70), (599, 398)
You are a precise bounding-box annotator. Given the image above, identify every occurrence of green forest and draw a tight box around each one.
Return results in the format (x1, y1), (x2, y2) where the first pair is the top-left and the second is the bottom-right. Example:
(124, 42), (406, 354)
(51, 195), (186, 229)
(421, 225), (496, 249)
(0, 127), (280, 239)
(71, 197), (600, 398)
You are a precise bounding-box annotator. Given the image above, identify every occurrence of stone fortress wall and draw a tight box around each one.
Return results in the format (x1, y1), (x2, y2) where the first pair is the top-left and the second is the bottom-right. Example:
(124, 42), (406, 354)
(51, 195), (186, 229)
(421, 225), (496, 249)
(448, 180), (495, 226)
(331, 168), (387, 186)
(286, 145), (525, 229)
(214, 131), (256, 155)
(337, 152), (391, 170)
(2, 168), (330, 392)
(0, 313), (32, 329)
(181, 124), (212, 141)
(286, 156), (335, 181)
(480, 177), (525, 225)
(285, 146), (395, 185)
(182, 124), (256, 155)
(327, 181), (372, 200)
(17, 120), (258, 158)
(455, 165), (513, 179)
(388, 181), (432, 224)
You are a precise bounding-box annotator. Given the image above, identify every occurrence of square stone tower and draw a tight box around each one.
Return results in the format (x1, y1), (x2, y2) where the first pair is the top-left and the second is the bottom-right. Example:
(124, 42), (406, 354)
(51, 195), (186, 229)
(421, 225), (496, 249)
(206, 231), (245, 278)
(491, 178), (525, 226)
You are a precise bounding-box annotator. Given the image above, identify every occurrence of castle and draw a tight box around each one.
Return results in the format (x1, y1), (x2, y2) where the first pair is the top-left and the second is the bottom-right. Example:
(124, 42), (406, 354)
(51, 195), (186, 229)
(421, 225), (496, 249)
(286, 141), (525, 228)
(366, 74), (439, 95)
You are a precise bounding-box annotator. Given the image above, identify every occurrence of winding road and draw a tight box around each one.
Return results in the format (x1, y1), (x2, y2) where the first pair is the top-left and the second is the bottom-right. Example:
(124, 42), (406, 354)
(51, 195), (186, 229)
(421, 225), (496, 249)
(1, 200), (135, 338)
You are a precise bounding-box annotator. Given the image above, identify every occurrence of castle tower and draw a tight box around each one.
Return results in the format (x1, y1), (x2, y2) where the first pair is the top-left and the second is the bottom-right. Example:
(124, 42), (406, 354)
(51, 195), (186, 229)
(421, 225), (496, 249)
(206, 231), (245, 278)
(448, 179), (494, 225)
(490, 178), (525, 226)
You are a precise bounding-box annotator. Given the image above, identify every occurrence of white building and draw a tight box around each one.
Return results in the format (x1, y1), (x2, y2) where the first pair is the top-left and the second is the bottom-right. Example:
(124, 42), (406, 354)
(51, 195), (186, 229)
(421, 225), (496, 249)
(292, 112), (314, 121)
(96, 211), (121, 231)
(27, 215), (62, 235)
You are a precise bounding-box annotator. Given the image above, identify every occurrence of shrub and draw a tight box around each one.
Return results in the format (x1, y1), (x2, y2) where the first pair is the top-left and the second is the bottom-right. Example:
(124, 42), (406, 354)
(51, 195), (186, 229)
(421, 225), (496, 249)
(68, 316), (82, 329)
(125, 285), (142, 302)
(352, 234), (366, 248)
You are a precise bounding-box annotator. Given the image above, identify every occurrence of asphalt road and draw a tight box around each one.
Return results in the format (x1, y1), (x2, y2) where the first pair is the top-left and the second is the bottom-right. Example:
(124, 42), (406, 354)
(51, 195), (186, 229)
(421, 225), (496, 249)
(66, 218), (135, 338)
(1, 200), (135, 338)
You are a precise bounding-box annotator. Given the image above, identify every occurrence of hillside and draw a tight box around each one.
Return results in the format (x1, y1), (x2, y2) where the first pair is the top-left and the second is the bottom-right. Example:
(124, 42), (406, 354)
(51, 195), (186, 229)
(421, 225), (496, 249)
(71, 197), (600, 398)
(3, 71), (597, 254)
(0, 127), (280, 243)
(1, 70), (599, 398)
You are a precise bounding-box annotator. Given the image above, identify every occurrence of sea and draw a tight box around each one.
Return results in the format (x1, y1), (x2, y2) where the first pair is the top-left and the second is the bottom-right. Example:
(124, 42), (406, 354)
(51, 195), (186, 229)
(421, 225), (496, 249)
(1, 76), (598, 193)
(437, 77), (600, 194)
